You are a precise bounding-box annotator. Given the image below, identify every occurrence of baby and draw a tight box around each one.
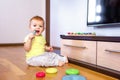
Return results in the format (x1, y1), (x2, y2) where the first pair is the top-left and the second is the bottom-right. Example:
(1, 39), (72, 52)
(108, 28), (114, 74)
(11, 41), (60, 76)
(24, 16), (68, 67)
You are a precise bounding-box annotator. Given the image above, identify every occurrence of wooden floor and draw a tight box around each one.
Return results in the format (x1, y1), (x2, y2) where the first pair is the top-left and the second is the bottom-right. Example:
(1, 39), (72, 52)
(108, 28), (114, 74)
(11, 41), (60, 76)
(0, 46), (119, 80)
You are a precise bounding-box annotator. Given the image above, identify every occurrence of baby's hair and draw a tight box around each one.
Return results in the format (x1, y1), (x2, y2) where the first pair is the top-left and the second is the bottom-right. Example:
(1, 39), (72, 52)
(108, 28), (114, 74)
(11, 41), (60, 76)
(29, 16), (44, 26)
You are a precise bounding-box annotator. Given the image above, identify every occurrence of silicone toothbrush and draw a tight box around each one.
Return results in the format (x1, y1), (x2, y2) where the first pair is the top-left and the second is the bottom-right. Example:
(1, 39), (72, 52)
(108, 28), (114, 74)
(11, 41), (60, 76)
(33, 30), (36, 35)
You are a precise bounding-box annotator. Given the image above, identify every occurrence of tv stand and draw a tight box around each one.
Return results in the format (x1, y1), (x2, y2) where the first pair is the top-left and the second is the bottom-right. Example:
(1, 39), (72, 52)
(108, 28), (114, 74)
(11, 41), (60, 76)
(60, 35), (120, 79)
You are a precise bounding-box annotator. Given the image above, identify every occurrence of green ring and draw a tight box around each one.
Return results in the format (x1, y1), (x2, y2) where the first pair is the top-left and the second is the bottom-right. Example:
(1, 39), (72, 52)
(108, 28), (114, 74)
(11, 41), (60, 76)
(66, 68), (79, 75)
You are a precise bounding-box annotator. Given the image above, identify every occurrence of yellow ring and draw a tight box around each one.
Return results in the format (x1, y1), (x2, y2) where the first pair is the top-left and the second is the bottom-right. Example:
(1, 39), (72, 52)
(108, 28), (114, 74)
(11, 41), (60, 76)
(45, 68), (58, 74)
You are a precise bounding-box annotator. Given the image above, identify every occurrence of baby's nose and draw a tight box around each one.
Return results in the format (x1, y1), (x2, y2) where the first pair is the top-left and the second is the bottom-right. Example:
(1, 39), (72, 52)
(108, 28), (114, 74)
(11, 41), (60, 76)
(36, 26), (40, 28)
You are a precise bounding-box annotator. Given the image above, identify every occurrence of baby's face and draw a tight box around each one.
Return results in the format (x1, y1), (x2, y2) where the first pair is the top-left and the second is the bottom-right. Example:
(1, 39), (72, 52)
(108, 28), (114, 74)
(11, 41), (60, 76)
(30, 19), (44, 36)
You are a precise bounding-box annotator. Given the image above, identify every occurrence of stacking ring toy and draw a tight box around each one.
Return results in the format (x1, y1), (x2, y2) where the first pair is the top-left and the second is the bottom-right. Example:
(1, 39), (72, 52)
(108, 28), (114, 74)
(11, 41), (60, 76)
(36, 71), (45, 78)
(66, 68), (79, 75)
(45, 68), (58, 74)
(62, 75), (86, 80)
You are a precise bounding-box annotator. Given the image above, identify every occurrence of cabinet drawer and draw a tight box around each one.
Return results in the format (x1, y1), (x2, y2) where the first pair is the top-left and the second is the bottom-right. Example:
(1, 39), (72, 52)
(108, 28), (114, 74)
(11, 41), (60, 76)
(61, 39), (96, 64)
(97, 42), (120, 71)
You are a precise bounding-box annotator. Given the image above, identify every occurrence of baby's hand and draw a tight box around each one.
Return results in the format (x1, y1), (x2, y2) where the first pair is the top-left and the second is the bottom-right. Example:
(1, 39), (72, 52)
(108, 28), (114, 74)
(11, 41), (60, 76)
(49, 46), (53, 52)
(28, 33), (35, 40)
(46, 46), (53, 52)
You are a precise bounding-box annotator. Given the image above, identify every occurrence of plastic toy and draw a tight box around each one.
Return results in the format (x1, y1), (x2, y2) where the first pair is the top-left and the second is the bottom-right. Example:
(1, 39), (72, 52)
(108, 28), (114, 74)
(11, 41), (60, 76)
(36, 71), (45, 78)
(45, 68), (57, 74)
(66, 68), (79, 75)
(67, 32), (96, 36)
(33, 30), (36, 35)
(62, 75), (86, 80)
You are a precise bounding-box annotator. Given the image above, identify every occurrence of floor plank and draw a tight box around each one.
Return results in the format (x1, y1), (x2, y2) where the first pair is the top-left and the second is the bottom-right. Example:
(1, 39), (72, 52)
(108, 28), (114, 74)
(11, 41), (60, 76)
(0, 46), (118, 80)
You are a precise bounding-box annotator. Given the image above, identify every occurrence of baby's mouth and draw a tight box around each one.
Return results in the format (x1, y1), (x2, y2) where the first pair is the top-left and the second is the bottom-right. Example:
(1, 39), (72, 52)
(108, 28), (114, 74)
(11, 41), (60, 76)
(35, 30), (40, 33)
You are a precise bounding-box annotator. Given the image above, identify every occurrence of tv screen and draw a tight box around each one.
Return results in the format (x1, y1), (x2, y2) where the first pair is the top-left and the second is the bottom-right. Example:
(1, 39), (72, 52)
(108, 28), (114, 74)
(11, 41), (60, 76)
(87, 0), (120, 26)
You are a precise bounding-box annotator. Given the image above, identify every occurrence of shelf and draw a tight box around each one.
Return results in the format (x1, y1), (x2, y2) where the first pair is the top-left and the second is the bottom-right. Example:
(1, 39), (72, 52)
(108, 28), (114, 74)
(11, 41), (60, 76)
(60, 35), (120, 42)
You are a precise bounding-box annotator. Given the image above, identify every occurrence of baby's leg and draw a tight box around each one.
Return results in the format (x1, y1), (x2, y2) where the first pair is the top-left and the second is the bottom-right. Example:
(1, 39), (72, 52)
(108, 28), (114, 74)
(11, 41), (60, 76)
(26, 52), (67, 67)
(40, 52), (60, 66)
(49, 52), (68, 63)
(57, 55), (68, 63)
(30, 52), (63, 67)
(46, 52), (68, 66)
(26, 56), (46, 66)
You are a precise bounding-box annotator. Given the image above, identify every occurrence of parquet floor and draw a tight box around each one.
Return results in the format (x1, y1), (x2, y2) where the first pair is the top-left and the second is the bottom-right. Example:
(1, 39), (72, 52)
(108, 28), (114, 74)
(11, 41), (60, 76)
(0, 46), (118, 80)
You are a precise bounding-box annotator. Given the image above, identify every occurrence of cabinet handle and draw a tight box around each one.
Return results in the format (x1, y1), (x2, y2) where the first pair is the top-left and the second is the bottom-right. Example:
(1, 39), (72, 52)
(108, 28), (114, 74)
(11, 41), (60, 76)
(64, 44), (86, 49)
(105, 49), (120, 53)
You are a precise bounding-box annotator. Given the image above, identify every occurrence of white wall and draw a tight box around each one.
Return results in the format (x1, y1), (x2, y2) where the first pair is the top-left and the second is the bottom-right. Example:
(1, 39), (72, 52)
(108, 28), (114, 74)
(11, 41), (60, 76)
(0, 0), (45, 44)
(50, 0), (120, 47)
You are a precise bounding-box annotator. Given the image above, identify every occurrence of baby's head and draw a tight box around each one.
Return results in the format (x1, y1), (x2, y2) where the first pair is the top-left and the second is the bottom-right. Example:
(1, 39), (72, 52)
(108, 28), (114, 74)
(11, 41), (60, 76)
(29, 16), (45, 36)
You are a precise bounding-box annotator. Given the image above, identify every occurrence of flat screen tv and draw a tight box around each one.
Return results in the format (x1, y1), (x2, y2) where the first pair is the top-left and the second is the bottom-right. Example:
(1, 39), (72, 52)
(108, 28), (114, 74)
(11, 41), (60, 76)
(87, 0), (120, 27)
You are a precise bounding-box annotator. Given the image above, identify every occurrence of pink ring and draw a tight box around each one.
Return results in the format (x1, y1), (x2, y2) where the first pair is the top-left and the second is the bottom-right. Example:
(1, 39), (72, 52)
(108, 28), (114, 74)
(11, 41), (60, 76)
(36, 72), (45, 78)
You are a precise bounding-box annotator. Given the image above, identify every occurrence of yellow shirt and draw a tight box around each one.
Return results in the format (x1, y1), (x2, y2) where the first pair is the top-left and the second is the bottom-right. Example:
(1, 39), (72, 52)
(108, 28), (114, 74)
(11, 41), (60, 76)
(24, 35), (46, 59)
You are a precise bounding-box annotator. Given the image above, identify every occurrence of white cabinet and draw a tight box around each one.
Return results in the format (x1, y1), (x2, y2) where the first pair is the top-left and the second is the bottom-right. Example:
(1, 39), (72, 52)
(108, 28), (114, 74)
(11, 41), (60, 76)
(97, 42), (120, 71)
(61, 39), (120, 72)
(61, 39), (97, 64)
(60, 35), (120, 78)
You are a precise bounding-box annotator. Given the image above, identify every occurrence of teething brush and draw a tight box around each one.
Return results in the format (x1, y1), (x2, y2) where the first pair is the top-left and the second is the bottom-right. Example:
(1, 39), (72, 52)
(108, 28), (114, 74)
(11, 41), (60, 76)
(33, 30), (36, 35)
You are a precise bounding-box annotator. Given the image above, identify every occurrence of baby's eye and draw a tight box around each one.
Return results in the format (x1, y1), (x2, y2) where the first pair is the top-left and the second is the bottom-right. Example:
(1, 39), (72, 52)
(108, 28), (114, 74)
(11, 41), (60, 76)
(33, 25), (36, 27)
(39, 25), (43, 27)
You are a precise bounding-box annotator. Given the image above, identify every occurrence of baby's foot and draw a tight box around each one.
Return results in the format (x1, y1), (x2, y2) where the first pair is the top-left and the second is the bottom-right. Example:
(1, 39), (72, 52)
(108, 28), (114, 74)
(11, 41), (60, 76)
(65, 57), (68, 63)
(58, 61), (65, 66)
(65, 56), (68, 63)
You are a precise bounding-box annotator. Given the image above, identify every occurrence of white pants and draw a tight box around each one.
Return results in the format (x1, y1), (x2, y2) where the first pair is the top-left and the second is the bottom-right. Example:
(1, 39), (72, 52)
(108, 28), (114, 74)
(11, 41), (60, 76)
(26, 52), (66, 67)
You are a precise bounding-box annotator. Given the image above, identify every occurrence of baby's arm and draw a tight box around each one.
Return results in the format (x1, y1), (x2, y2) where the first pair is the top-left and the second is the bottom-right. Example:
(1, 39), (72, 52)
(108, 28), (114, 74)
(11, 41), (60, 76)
(24, 33), (35, 52)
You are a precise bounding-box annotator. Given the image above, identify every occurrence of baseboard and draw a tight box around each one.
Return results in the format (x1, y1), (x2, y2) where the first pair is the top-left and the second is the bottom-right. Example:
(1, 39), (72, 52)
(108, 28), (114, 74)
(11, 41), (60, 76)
(0, 43), (24, 46)
(68, 57), (120, 79)
(53, 46), (60, 50)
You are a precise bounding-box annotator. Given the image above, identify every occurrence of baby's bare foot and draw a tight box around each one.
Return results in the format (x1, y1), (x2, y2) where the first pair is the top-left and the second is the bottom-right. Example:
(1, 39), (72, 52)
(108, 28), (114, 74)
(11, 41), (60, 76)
(58, 61), (65, 66)
(64, 56), (68, 63)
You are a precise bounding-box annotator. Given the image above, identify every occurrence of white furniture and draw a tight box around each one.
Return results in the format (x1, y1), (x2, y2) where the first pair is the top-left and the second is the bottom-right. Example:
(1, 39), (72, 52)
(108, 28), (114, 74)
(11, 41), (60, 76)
(97, 42), (120, 72)
(61, 39), (96, 64)
(61, 35), (120, 78)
